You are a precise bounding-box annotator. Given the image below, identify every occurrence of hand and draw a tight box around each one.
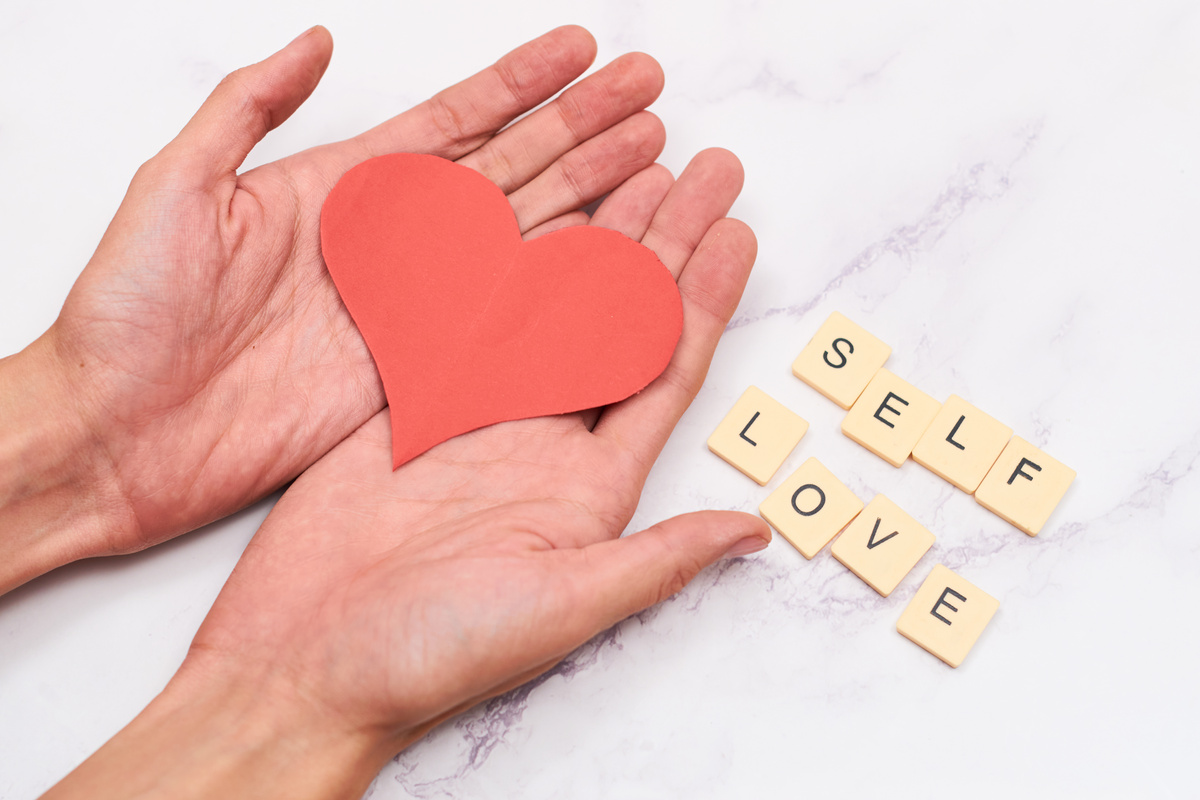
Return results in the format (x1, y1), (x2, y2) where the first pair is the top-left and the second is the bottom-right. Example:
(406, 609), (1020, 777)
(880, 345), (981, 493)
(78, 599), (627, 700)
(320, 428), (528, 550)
(44, 150), (770, 799)
(0, 25), (667, 592)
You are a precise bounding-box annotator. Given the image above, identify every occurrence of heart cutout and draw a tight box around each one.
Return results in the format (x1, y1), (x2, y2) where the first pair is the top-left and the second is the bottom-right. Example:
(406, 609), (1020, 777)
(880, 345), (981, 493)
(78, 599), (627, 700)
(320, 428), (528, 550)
(320, 153), (683, 468)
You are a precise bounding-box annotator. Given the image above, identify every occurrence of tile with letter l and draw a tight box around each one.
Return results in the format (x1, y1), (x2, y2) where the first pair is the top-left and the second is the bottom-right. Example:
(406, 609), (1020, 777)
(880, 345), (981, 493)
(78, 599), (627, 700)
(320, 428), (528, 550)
(707, 386), (809, 485)
(759, 457), (864, 559)
(830, 494), (935, 597)
(792, 311), (892, 408)
(897, 564), (999, 668)
(974, 436), (1075, 536)
(912, 394), (1013, 493)
(841, 369), (941, 467)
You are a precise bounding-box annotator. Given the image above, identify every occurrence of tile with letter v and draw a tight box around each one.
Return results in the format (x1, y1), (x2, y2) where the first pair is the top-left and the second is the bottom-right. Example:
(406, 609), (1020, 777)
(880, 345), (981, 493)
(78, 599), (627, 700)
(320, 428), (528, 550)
(831, 494), (935, 596)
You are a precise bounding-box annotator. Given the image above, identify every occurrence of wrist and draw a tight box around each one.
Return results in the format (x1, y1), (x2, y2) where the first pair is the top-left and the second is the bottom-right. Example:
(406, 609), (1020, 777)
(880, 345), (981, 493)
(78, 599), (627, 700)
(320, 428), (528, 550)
(0, 331), (133, 593)
(43, 654), (392, 800)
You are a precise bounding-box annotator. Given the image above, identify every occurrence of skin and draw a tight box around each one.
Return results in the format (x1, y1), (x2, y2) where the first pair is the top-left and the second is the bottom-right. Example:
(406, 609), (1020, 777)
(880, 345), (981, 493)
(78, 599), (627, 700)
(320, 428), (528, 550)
(4, 25), (771, 798)
(0, 25), (670, 591)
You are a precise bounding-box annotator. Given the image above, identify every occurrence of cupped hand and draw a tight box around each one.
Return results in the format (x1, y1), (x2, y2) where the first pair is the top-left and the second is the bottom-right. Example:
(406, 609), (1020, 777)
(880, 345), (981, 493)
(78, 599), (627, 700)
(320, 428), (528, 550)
(183, 148), (769, 772)
(37, 25), (667, 559)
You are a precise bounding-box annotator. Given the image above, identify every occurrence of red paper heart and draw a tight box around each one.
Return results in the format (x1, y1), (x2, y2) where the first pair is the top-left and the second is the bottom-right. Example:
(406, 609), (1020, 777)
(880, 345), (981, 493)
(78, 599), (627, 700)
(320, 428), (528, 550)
(320, 153), (683, 467)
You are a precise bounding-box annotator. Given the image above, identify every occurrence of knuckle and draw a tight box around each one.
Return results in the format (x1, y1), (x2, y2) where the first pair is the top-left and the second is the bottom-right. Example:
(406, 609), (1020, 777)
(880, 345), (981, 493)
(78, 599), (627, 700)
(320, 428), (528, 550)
(425, 93), (474, 146)
(557, 154), (598, 204)
(682, 279), (732, 326)
(492, 58), (540, 107)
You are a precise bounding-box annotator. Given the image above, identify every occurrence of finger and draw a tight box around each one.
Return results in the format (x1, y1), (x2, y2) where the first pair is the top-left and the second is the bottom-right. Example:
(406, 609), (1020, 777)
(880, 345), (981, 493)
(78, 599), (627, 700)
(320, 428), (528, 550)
(508, 111), (666, 233)
(458, 52), (664, 195)
(640, 148), (745, 278)
(588, 163), (674, 238)
(592, 218), (757, 465)
(572, 163), (674, 431)
(524, 163), (674, 244)
(161, 26), (334, 187)
(352, 25), (597, 163)
(566, 511), (770, 632)
(523, 211), (591, 240)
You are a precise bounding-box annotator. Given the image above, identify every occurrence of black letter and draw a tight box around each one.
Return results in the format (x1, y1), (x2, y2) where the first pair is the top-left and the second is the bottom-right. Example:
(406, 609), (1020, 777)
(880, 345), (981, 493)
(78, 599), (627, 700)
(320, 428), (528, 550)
(1008, 457), (1042, 485)
(865, 518), (899, 549)
(931, 587), (967, 625)
(945, 415), (967, 451)
(822, 337), (854, 369)
(873, 392), (909, 429)
(790, 484), (826, 517)
(739, 412), (760, 446)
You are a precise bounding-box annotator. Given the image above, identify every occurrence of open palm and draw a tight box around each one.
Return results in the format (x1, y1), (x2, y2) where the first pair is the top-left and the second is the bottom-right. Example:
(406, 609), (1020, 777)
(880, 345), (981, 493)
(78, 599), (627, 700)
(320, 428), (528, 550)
(46, 25), (667, 555)
(182, 149), (769, 764)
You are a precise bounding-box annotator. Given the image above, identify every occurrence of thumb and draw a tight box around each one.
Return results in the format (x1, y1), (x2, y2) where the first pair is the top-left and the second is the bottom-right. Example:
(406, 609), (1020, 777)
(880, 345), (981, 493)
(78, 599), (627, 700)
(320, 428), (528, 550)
(161, 26), (334, 185)
(573, 510), (771, 631)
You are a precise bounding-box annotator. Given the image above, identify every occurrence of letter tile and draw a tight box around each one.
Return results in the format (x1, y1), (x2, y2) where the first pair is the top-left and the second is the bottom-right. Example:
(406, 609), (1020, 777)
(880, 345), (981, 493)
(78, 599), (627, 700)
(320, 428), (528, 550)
(830, 495), (935, 596)
(759, 457), (864, 559)
(897, 564), (999, 668)
(911, 394), (1013, 493)
(707, 386), (809, 485)
(840, 369), (941, 467)
(791, 311), (892, 408)
(974, 436), (1075, 536)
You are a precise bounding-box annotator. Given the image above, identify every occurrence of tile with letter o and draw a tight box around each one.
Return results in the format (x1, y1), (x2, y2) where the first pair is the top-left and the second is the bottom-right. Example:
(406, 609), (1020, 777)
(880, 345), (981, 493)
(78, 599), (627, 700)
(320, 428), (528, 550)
(974, 436), (1075, 536)
(841, 369), (941, 467)
(830, 494), (935, 596)
(759, 457), (864, 559)
(792, 311), (892, 408)
(707, 386), (809, 485)
(912, 394), (1013, 493)
(897, 564), (999, 668)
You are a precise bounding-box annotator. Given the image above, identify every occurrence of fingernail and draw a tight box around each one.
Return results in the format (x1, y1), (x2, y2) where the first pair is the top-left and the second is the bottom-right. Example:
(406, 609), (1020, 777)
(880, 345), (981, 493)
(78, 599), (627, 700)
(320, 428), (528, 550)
(289, 26), (318, 46)
(723, 534), (770, 559)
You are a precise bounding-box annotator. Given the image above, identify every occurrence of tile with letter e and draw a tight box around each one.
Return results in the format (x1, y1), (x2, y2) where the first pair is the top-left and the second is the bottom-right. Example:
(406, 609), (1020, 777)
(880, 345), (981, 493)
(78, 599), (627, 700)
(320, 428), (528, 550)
(707, 386), (809, 485)
(792, 311), (892, 408)
(841, 369), (941, 467)
(897, 564), (999, 668)
(975, 436), (1075, 536)
(830, 495), (935, 596)
(912, 394), (1013, 493)
(759, 457), (864, 559)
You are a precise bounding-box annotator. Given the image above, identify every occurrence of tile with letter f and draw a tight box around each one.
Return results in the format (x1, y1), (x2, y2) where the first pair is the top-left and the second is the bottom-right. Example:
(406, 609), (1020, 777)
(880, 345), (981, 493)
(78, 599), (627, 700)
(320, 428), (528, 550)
(707, 386), (809, 485)
(975, 436), (1075, 535)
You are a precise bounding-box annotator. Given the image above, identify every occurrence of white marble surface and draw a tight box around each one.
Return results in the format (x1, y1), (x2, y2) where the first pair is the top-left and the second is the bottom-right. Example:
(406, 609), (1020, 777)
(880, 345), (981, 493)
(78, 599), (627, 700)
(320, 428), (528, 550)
(2, 1), (1198, 797)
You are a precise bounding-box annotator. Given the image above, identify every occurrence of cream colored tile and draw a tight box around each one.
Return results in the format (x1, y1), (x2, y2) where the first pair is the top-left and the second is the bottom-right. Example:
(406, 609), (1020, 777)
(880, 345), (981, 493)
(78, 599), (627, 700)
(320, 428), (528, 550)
(759, 457), (864, 559)
(830, 495), (935, 596)
(897, 564), (999, 668)
(707, 386), (809, 485)
(792, 311), (891, 408)
(841, 369), (941, 467)
(974, 436), (1075, 536)
(912, 394), (1013, 493)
